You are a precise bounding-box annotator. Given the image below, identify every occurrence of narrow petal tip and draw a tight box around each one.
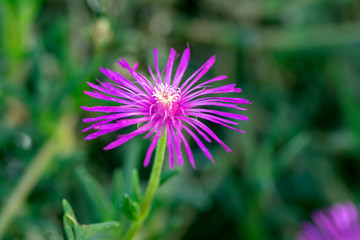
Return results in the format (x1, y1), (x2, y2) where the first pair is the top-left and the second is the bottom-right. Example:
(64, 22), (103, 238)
(191, 163), (197, 169)
(84, 135), (94, 140)
(103, 144), (114, 151)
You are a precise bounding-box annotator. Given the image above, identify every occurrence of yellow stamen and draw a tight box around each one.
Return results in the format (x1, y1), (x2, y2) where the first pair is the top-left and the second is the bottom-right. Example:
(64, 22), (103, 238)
(152, 84), (180, 110)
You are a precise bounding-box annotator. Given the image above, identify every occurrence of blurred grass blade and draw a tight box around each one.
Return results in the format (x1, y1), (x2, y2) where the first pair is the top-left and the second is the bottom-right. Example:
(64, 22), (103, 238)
(75, 167), (116, 221)
(0, 0), (43, 86)
(275, 132), (311, 176)
(327, 59), (360, 149)
(160, 169), (181, 186)
(131, 169), (142, 202)
(123, 140), (142, 191)
(112, 169), (124, 211)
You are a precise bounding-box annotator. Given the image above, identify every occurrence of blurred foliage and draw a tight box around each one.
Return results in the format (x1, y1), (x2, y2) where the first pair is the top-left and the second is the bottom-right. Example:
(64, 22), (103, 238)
(1, 0), (360, 239)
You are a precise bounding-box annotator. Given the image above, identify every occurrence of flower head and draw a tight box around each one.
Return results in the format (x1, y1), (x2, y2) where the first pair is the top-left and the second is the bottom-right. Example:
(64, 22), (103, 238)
(297, 202), (360, 240)
(82, 44), (250, 169)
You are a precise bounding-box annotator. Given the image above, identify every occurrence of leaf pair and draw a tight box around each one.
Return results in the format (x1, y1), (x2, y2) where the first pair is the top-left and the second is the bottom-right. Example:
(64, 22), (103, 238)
(63, 166), (180, 239)
(62, 199), (120, 240)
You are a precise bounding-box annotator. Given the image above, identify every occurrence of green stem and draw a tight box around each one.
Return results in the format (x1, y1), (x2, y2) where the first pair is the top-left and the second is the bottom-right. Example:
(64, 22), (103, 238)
(123, 128), (167, 240)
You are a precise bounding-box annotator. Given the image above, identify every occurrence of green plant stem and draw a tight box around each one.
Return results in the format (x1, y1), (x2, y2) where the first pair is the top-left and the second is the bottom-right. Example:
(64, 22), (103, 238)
(123, 128), (167, 240)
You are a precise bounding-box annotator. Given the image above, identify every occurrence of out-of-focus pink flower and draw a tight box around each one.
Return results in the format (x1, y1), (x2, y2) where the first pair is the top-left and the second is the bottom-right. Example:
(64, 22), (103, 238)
(297, 202), (360, 240)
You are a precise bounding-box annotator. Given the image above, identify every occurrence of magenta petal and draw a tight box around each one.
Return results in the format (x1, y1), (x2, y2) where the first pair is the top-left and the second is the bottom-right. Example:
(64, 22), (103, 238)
(103, 122), (154, 150)
(117, 60), (154, 96)
(143, 127), (161, 167)
(180, 56), (216, 95)
(184, 100), (247, 111)
(184, 120), (211, 143)
(178, 129), (196, 169)
(189, 109), (248, 121)
(82, 118), (115, 132)
(198, 75), (227, 86)
(100, 67), (144, 95)
(179, 55), (215, 91)
(82, 112), (146, 123)
(187, 112), (239, 126)
(188, 97), (250, 105)
(183, 75), (227, 96)
(143, 122), (160, 139)
(87, 81), (108, 93)
(96, 117), (150, 130)
(84, 117), (150, 140)
(165, 48), (177, 85)
(173, 45), (190, 87)
(191, 115), (246, 134)
(182, 125), (214, 163)
(148, 65), (157, 84)
(81, 106), (141, 113)
(153, 48), (162, 83)
(96, 80), (150, 102)
(84, 91), (134, 105)
(184, 116), (231, 152)
(170, 125), (183, 166)
(182, 84), (242, 102)
(85, 128), (116, 140)
(166, 123), (175, 169)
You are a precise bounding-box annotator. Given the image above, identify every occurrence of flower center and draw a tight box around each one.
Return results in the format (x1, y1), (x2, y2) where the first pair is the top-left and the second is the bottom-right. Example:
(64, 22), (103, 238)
(152, 84), (181, 117)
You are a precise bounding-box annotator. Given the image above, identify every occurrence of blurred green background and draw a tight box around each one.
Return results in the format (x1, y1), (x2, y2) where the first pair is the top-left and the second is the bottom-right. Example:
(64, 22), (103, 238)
(1, 0), (360, 239)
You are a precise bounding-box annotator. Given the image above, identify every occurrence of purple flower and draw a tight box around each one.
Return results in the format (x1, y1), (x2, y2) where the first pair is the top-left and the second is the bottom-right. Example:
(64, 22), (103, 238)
(81, 45), (250, 169)
(297, 202), (360, 240)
